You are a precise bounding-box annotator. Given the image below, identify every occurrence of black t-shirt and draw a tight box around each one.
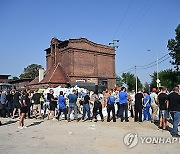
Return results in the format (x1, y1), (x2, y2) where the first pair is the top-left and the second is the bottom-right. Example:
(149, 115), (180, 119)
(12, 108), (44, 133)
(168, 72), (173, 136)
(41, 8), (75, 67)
(135, 93), (144, 108)
(94, 100), (102, 108)
(168, 92), (180, 111)
(13, 92), (21, 104)
(21, 95), (28, 106)
(6, 94), (13, 102)
(158, 93), (168, 110)
(84, 95), (90, 104)
(32, 93), (41, 104)
(47, 93), (57, 105)
(26, 93), (31, 105)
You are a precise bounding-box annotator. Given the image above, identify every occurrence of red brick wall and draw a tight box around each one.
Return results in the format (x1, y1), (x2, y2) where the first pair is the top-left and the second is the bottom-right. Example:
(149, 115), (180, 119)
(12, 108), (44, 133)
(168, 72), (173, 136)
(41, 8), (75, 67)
(97, 55), (115, 78)
(73, 50), (95, 76)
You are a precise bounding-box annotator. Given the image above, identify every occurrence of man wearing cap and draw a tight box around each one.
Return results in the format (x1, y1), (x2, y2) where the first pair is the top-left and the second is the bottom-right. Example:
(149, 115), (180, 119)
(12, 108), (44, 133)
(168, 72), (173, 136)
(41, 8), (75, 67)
(150, 88), (158, 123)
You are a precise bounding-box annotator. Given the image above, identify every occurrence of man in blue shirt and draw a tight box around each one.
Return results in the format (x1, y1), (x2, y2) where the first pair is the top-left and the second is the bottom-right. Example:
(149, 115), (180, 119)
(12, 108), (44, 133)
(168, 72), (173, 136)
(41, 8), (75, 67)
(67, 89), (78, 122)
(119, 87), (129, 122)
(57, 91), (67, 121)
(107, 92), (116, 122)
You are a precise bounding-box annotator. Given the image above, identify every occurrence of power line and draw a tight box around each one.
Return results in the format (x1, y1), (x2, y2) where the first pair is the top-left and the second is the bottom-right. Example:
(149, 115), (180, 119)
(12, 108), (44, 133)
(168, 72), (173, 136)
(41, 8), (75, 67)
(113, 0), (135, 39)
(137, 53), (169, 68)
(119, 53), (170, 73)
(119, 66), (135, 74)
(137, 56), (170, 70)
(120, 0), (156, 42)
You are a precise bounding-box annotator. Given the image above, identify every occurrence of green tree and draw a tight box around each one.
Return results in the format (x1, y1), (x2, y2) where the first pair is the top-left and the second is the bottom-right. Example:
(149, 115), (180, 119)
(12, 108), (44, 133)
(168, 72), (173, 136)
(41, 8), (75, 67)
(20, 64), (43, 79)
(167, 24), (180, 71)
(121, 72), (142, 91)
(143, 82), (151, 93)
(116, 74), (123, 87)
(150, 69), (180, 91)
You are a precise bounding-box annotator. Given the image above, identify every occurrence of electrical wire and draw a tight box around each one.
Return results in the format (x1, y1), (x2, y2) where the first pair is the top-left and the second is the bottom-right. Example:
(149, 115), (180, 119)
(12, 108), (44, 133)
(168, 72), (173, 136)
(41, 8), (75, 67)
(137, 56), (170, 70)
(137, 53), (169, 68)
(113, 0), (135, 39)
(120, 0), (156, 42)
(119, 53), (170, 74)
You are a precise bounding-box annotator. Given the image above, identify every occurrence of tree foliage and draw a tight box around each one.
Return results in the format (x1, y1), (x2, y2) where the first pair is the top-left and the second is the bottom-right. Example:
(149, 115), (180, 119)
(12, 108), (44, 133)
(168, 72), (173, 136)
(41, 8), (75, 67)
(150, 69), (180, 91)
(19, 64), (43, 79)
(116, 74), (123, 87)
(167, 24), (180, 71)
(121, 72), (142, 91)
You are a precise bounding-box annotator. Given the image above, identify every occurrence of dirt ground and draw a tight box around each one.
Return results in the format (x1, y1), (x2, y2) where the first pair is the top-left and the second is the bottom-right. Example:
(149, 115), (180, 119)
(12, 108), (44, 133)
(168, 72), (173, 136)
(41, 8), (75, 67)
(0, 117), (179, 154)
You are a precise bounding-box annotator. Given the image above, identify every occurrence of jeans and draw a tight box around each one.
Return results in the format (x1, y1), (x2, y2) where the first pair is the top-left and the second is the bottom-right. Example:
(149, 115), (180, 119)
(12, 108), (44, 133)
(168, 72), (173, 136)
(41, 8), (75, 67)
(7, 101), (13, 117)
(135, 107), (142, 122)
(82, 104), (91, 120)
(67, 105), (78, 120)
(143, 105), (151, 121)
(119, 103), (128, 121)
(170, 111), (180, 135)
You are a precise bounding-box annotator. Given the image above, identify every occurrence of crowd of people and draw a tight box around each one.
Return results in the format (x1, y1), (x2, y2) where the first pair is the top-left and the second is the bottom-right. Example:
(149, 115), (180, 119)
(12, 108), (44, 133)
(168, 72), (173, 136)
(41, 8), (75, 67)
(0, 85), (180, 137)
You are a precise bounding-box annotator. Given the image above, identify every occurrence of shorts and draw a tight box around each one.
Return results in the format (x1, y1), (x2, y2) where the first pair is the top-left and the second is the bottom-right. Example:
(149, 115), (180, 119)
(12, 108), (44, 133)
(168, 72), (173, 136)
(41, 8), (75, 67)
(159, 110), (168, 119)
(13, 103), (21, 109)
(50, 103), (56, 111)
(21, 106), (28, 113)
(33, 104), (41, 111)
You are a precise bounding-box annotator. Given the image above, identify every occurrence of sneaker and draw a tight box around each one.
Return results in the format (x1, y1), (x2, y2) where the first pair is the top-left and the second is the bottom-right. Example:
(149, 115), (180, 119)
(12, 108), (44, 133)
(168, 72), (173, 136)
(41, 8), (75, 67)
(18, 126), (23, 129)
(52, 118), (56, 121)
(23, 126), (27, 129)
(94, 120), (98, 122)
(172, 134), (180, 138)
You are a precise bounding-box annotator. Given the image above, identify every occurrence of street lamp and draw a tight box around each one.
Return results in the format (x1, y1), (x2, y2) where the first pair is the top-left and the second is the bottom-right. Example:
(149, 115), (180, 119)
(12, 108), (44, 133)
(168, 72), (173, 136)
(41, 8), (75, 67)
(109, 40), (119, 48)
(147, 49), (160, 89)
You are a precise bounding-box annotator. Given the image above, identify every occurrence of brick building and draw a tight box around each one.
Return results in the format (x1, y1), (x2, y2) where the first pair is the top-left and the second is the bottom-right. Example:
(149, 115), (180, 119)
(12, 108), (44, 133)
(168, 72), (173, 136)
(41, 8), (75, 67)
(28, 37), (116, 90)
(9, 78), (33, 90)
(0, 75), (11, 83)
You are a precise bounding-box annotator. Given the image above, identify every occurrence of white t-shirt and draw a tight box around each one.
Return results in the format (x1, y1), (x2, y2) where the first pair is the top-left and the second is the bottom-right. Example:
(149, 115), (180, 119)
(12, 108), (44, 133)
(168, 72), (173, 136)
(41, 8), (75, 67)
(150, 92), (158, 106)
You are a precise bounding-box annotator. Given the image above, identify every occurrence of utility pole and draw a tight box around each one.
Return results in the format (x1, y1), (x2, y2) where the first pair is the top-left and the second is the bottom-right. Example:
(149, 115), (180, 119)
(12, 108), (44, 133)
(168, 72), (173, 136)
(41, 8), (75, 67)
(135, 65), (138, 93)
(147, 49), (160, 90)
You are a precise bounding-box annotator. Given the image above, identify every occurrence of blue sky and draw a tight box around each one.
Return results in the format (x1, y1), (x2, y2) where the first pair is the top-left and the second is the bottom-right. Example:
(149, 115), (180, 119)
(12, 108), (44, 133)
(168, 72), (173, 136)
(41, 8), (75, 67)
(0, 0), (179, 84)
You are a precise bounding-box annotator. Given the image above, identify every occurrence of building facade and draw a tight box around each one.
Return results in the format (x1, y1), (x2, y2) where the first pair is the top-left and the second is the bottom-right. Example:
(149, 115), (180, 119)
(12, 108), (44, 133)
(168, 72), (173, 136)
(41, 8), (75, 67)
(29, 37), (116, 90)
(0, 75), (10, 83)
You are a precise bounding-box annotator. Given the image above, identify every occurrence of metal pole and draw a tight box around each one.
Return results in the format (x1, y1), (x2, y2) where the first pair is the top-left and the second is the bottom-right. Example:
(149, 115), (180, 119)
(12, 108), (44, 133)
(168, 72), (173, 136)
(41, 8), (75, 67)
(157, 54), (159, 89)
(135, 65), (137, 93)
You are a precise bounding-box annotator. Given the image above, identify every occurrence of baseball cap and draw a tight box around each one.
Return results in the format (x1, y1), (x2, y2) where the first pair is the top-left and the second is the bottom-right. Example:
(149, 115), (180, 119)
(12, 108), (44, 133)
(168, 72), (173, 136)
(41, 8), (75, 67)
(152, 88), (157, 92)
